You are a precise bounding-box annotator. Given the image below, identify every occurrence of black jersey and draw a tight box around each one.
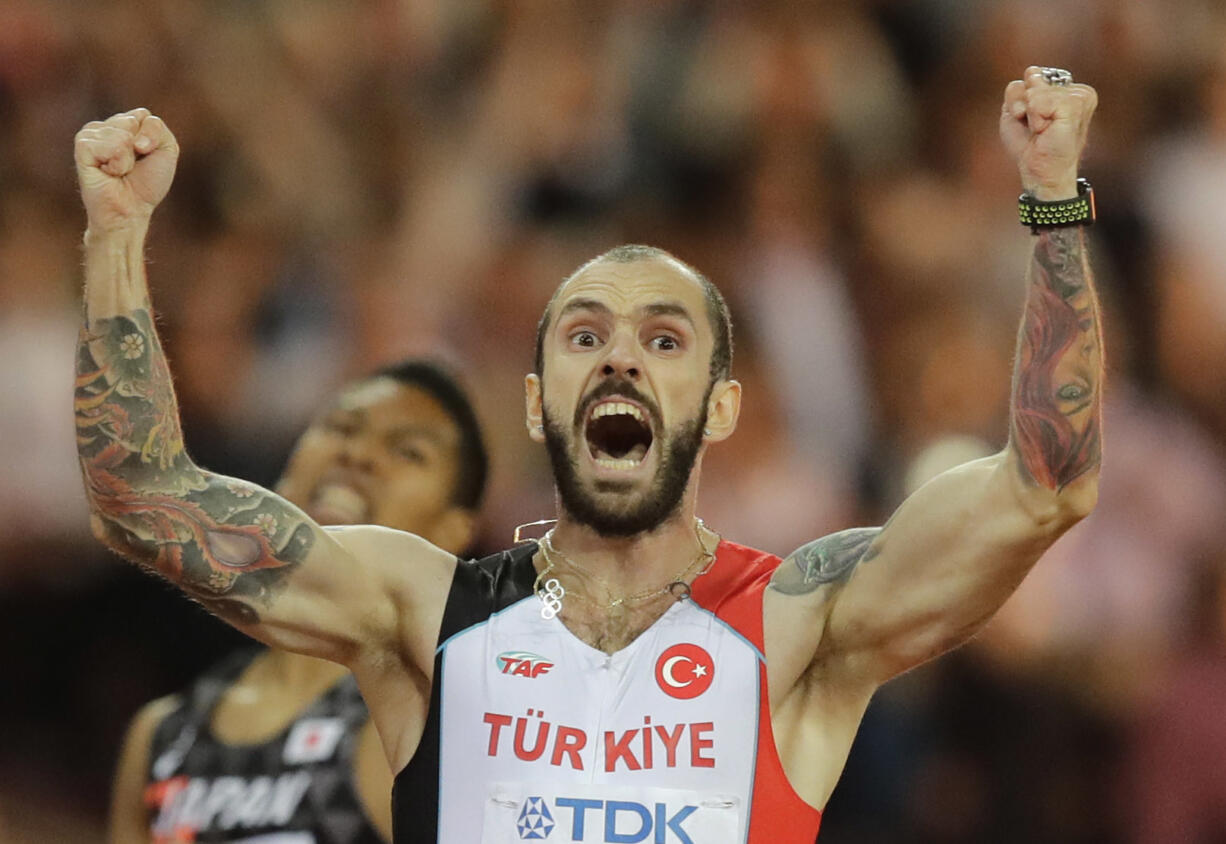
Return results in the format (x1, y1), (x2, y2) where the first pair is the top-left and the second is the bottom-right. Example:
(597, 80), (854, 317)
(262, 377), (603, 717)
(392, 545), (539, 843)
(145, 648), (385, 844)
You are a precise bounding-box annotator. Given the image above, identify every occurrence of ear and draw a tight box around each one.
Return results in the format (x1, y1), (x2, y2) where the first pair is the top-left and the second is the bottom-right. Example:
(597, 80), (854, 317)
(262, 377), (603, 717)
(525, 373), (545, 443)
(426, 507), (478, 555)
(702, 379), (741, 443)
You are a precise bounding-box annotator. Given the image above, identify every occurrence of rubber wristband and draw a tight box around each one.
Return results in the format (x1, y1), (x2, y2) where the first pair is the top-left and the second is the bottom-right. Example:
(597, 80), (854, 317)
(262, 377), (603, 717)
(1018, 178), (1096, 234)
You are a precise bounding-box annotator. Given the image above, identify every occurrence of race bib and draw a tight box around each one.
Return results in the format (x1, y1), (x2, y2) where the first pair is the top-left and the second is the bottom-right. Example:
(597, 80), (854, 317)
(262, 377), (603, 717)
(481, 781), (740, 844)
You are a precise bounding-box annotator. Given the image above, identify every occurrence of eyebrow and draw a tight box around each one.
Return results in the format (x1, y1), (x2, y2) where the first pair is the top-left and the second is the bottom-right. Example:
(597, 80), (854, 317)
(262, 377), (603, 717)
(323, 409), (452, 445)
(557, 298), (612, 320)
(641, 301), (696, 329)
(557, 298), (696, 329)
(388, 425), (450, 445)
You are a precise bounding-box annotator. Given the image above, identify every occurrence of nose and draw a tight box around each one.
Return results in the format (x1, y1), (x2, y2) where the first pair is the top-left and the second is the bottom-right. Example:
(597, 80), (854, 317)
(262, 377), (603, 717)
(337, 435), (378, 472)
(600, 330), (641, 380)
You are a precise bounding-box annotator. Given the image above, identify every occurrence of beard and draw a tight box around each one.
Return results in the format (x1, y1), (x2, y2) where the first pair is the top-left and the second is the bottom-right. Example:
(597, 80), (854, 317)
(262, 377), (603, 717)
(542, 379), (710, 538)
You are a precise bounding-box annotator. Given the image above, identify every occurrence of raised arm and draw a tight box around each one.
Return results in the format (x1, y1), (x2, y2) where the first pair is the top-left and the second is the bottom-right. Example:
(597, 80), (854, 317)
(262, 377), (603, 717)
(766, 69), (1103, 700)
(74, 110), (451, 667)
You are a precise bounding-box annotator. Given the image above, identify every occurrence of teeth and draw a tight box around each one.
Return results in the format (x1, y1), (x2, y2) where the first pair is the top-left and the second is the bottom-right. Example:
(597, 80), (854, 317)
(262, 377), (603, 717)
(596, 457), (642, 470)
(311, 484), (370, 524)
(591, 401), (644, 422)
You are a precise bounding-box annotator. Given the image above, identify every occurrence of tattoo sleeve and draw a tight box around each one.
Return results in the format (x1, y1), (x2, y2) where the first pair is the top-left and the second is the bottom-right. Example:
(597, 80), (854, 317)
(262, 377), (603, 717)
(1010, 227), (1104, 490)
(769, 527), (883, 596)
(75, 308), (314, 621)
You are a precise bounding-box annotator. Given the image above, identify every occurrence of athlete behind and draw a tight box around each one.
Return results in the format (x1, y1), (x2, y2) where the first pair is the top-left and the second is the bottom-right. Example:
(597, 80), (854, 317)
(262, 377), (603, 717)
(106, 361), (489, 844)
(75, 66), (1101, 843)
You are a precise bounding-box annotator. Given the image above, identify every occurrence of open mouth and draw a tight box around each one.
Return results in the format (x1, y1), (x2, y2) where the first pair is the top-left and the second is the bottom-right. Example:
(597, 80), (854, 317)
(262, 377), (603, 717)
(309, 483), (371, 525)
(585, 400), (654, 469)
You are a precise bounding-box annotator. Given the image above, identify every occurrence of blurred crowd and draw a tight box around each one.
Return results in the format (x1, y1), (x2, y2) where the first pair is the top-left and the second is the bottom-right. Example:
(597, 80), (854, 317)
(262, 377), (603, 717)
(3, 0), (1226, 841)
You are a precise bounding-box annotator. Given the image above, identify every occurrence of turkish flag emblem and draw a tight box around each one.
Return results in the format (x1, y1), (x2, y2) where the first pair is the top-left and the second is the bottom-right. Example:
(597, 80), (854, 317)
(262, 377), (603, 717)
(654, 643), (715, 699)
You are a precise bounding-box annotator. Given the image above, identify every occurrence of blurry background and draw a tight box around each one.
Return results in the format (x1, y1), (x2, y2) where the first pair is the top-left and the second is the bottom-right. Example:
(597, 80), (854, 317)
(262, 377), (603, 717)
(3, 0), (1226, 841)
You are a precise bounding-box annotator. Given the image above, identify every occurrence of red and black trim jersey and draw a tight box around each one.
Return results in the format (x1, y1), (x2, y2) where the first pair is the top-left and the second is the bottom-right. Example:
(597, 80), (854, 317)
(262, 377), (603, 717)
(145, 647), (384, 844)
(393, 540), (822, 843)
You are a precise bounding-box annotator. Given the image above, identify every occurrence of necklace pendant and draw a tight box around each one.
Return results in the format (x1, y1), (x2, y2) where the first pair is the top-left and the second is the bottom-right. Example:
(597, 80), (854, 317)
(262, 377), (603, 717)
(539, 577), (565, 620)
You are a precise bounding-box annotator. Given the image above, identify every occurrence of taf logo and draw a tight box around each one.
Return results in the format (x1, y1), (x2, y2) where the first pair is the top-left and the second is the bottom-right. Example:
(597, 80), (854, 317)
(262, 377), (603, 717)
(498, 650), (555, 679)
(654, 644), (714, 700)
(517, 796), (556, 839)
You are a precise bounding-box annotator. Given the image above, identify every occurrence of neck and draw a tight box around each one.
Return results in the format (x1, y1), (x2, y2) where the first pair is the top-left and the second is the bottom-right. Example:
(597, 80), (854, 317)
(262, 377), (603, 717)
(548, 491), (712, 594)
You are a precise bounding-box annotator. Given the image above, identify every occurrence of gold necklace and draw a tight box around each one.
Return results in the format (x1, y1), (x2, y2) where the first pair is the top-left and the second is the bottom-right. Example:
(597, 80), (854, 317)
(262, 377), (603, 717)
(533, 519), (719, 619)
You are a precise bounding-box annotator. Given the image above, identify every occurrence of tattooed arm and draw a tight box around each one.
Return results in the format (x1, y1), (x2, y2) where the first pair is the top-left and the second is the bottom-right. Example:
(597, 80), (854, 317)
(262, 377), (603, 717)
(764, 68), (1102, 808)
(767, 61), (1102, 759)
(74, 110), (452, 668)
(775, 228), (1101, 663)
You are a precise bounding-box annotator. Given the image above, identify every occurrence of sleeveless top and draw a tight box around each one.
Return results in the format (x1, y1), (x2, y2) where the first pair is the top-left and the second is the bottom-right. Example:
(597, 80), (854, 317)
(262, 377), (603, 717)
(393, 540), (822, 843)
(144, 648), (385, 844)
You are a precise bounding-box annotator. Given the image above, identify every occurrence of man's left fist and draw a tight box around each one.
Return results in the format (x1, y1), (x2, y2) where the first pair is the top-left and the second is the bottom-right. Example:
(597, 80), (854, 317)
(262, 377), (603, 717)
(1000, 66), (1098, 201)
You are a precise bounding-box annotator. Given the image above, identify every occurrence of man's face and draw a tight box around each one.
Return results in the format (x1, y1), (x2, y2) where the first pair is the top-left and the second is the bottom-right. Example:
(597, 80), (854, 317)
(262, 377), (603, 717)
(277, 377), (468, 549)
(529, 257), (720, 536)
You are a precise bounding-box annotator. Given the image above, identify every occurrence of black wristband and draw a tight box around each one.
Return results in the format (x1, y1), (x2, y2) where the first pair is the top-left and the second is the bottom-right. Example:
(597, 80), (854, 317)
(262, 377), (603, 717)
(1018, 178), (1096, 234)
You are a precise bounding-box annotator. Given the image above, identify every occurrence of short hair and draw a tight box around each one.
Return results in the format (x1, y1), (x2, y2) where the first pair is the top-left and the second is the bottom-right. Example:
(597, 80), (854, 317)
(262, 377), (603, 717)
(368, 359), (489, 510)
(534, 245), (733, 383)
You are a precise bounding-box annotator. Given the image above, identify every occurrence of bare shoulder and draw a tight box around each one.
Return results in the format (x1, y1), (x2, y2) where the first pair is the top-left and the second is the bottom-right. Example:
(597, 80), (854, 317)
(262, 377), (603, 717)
(327, 524), (458, 673)
(110, 694), (183, 844)
(118, 693), (183, 770)
(125, 693), (182, 742)
(326, 524), (458, 599)
(763, 528), (885, 706)
(325, 523), (458, 562)
(761, 528), (886, 810)
(326, 527), (458, 777)
(768, 527), (884, 597)
(115, 693), (181, 775)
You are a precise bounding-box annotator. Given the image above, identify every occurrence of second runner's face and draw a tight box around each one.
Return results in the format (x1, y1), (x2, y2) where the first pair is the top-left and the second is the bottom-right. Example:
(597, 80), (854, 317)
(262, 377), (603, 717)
(277, 377), (468, 547)
(529, 258), (719, 536)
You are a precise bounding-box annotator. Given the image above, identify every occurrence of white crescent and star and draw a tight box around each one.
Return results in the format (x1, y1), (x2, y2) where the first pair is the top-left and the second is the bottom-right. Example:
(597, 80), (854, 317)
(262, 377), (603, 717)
(661, 655), (709, 687)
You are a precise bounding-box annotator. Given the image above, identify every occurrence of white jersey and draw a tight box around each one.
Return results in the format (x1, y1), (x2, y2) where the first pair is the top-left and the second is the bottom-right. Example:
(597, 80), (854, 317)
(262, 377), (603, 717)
(392, 541), (823, 844)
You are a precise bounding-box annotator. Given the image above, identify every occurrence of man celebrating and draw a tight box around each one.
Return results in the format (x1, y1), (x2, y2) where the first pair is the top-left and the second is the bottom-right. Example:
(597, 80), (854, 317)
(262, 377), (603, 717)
(75, 66), (1101, 842)
(107, 360), (489, 843)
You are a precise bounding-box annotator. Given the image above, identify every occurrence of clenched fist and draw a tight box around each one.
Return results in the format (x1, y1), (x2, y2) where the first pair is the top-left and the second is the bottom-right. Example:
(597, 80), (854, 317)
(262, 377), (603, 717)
(1000, 67), (1098, 201)
(75, 108), (179, 235)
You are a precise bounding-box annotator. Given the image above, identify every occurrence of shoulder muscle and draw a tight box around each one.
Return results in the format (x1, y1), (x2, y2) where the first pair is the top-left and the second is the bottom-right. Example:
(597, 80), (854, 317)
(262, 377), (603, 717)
(770, 527), (883, 596)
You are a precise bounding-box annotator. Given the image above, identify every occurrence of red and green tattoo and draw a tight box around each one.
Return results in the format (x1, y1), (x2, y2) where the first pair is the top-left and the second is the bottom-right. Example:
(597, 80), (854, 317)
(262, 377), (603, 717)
(75, 309), (313, 622)
(1011, 227), (1103, 490)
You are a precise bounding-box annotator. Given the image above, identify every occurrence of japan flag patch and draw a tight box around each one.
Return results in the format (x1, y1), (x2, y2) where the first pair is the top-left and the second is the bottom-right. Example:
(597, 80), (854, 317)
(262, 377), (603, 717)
(283, 717), (346, 765)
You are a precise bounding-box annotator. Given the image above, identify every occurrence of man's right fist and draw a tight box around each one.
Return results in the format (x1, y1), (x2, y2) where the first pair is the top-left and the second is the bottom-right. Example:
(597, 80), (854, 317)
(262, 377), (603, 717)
(75, 108), (179, 234)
